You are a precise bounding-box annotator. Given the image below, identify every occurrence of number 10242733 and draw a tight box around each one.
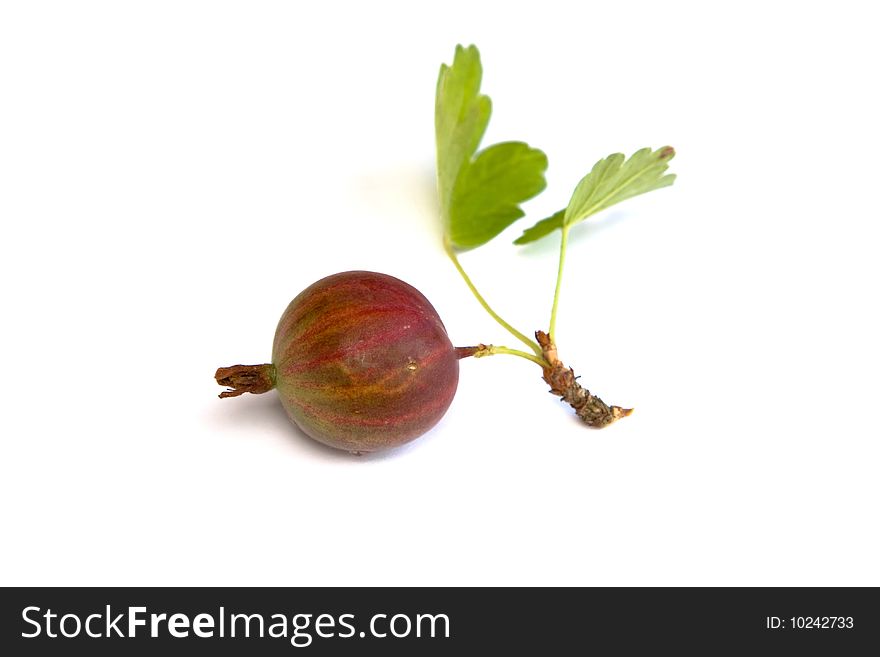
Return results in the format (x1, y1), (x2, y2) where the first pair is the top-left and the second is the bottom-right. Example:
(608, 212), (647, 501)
(766, 616), (854, 630)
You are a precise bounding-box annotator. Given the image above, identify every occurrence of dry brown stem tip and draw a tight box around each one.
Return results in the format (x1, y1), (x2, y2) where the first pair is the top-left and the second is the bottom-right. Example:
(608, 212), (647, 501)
(535, 331), (632, 428)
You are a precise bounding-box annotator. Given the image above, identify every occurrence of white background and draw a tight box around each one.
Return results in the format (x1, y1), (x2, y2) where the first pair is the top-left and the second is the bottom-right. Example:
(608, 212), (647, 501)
(2, 1), (878, 586)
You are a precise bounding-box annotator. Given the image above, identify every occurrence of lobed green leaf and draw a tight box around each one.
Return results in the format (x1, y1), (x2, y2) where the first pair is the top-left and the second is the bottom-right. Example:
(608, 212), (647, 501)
(435, 45), (547, 251)
(513, 209), (565, 245)
(515, 146), (676, 244)
(449, 141), (548, 249)
(565, 146), (676, 225)
(435, 45), (490, 233)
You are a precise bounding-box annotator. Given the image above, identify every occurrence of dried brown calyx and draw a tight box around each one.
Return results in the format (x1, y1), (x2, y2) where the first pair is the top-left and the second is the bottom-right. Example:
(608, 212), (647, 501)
(536, 331), (632, 427)
(215, 364), (276, 398)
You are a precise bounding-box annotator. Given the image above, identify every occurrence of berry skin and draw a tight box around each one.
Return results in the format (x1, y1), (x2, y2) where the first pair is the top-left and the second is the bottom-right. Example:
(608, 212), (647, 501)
(271, 271), (460, 452)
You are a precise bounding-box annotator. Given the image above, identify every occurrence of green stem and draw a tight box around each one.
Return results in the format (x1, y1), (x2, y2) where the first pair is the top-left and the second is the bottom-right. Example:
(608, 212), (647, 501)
(482, 345), (549, 368)
(445, 239), (543, 356)
(548, 224), (570, 340)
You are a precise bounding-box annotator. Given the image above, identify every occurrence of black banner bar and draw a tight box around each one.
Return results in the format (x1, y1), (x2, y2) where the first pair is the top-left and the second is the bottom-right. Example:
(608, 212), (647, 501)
(1, 587), (877, 654)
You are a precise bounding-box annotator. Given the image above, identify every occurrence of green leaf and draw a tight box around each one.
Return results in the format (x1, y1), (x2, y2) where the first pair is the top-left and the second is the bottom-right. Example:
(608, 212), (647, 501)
(565, 146), (676, 225)
(436, 45), (547, 251)
(515, 146), (676, 244)
(513, 208), (565, 245)
(449, 142), (548, 249)
(435, 45), (490, 230)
